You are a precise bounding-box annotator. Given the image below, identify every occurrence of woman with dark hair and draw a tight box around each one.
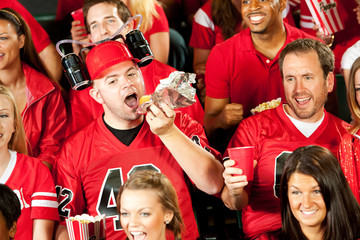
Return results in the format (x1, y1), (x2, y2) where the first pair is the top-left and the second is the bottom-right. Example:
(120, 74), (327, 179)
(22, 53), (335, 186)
(269, 145), (360, 240)
(117, 170), (184, 240)
(0, 8), (67, 169)
(338, 57), (360, 202)
(0, 184), (21, 240)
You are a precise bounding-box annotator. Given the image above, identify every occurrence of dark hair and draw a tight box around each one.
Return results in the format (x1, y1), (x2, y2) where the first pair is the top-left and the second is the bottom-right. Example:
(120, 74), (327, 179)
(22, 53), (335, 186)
(117, 170), (184, 240)
(279, 145), (360, 240)
(0, 184), (21, 230)
(0, 8), (48, 77)
(279, 38), (334, 80)
(347, 57), (360, 133)
(211, 0), (242, 40)
(83, 0), (132, 33)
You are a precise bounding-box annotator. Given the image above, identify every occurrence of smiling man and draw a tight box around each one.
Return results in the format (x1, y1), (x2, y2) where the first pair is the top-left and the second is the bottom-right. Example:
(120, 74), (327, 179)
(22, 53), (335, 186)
(53, 41), (224, 240)
(203, 0), (316, 153)
(220, 39), (350, 239)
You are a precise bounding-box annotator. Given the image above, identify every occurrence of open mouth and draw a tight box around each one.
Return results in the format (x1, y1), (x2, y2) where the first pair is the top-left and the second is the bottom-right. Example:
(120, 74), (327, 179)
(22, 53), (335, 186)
(131, 231), (147, 240)
(125, 93), (138, 109)
(295, 97), (311, 105)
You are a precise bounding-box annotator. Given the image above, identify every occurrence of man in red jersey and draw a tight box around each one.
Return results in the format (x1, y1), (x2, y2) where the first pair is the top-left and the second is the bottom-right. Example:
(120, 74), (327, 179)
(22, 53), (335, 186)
(221, 38), (350, 239)
(53, 40), (224, 240)
(66, 0), (204, 136)
(204, 0), (317, 153)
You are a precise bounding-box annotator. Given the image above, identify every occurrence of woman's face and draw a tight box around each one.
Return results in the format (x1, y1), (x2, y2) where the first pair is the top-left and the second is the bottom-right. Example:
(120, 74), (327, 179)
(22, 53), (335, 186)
(287, 173), (326, 234)
(0, 95), (15, 150)
(119, 189), (173, 240)
(354, 69), (360, 106)
(0, 19), (24, 70)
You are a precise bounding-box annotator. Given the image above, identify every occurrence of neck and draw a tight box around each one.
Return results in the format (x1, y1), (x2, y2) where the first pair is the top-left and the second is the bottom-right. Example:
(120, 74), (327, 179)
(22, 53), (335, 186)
(301, 225), (324, 240)
(0, 60), (26, 89)
(0, 148), (11, 178)
(251, 20), (286, 60)
(103, 112), (144, 130)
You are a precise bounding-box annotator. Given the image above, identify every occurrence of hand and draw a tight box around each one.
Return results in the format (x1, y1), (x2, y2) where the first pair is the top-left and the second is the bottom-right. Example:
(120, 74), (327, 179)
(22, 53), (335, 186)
(71, 20), (88, 41)
(194, 62), (206, 76)
(223, 159), (248, 197)
(71, 21), (90, 53)
(146, 102), (176, 136)
(312, 22), (334, 47)
(218, 103), (243, 129)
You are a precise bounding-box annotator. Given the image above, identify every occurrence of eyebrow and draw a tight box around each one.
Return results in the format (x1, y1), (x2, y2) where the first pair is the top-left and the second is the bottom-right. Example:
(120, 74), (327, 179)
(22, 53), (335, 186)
(289, 185), (320, 189)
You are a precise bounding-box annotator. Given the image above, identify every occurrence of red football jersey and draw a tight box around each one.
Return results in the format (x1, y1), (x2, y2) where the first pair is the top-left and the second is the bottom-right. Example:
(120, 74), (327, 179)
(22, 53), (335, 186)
(54, 113), (220, 240)
(228, 104), (350, 239)
(0, 151), (59, 240)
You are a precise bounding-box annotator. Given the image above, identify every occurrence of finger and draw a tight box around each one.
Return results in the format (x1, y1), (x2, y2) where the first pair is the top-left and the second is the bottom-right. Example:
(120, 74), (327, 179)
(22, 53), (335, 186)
(148, 104), (161, 117)
(225, 175), (248, 184)
(145, 110), (156, 122)
(158, 103), (175, 118)
(224, 167), (244, 176)
(224, 159), (236, 168)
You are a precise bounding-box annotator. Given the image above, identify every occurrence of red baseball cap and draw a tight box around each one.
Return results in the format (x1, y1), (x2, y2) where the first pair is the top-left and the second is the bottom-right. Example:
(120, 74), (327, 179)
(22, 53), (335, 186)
(86, 41), (139, 79)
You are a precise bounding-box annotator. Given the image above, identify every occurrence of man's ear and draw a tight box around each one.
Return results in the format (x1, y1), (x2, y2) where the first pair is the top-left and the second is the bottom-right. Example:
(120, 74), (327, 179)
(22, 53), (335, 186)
(279, 0), (287, 12)
(9, 221), (17, 238)
(89, 87), (105, 104)
(326, 71), (335, 93)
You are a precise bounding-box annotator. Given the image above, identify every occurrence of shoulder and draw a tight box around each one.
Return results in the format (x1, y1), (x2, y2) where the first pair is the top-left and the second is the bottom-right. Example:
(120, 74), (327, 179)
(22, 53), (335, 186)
(285, 22), (318, 39)
(17, 153), (50, 174)
(327, 112), (351, 132)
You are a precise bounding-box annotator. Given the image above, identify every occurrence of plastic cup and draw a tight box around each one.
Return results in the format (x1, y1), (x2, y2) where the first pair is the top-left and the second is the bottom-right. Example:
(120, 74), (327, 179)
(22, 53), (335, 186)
(227, 146), (255, 181)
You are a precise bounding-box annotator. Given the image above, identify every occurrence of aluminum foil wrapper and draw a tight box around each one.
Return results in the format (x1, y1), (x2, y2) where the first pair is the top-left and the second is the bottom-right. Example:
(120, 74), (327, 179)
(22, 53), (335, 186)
(137, 71), (196, 114)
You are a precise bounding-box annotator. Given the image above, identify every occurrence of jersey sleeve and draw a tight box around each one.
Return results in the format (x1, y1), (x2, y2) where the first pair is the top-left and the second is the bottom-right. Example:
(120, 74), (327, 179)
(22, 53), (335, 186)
(147, 4), (169, 36)
(30, 160), (59, 221)
(176, 113), (222, 160)
(189, 7), (216, 49)
(52, 142), (86, 224)
(205, 44), (231, 99)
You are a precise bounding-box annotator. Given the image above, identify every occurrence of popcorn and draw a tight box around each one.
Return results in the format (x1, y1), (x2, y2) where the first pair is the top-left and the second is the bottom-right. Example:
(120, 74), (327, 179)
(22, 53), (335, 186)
(251, 98), (281, 115)
(66, 214), (106, 240)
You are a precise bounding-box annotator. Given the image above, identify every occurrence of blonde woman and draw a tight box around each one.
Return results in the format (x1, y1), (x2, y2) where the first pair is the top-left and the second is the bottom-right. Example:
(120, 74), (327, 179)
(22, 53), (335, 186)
(0, 85), (59, 240)
(122, 0), (170, 65)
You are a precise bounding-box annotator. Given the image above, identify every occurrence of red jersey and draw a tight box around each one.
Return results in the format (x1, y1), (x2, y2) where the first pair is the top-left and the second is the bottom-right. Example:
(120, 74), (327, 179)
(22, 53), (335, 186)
(0, 0), (52, 53)
(54, 113), (220, 240)
(297, 0), (360, 73)
(142, 4), (169, 44)
(67, 60), (204, 136)
(0, 151), (59, 240)
(22, 63), (67, 165)
(228, 104), (350, 239)
(205, 23), (316, 118)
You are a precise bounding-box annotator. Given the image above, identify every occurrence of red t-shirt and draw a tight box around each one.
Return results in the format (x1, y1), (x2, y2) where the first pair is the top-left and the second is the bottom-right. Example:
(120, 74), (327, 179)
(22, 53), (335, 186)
(1, 151), (59, 240)
(55, 0), (84, 20)
(54, 113), (220, 240)
(142, 4), (169, 45)
(205, 23), (316, 118)
(0, 0), (52, 53)
(228, 104), (350, 239)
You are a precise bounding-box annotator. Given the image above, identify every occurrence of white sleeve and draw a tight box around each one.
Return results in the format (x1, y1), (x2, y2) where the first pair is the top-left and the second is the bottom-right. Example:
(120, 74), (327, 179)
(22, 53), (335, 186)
(341, 40), (360, 70)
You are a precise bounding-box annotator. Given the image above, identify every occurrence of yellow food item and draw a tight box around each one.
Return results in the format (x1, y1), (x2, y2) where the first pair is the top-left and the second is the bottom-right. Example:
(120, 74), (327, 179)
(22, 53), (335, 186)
(139, 95), (151, 106)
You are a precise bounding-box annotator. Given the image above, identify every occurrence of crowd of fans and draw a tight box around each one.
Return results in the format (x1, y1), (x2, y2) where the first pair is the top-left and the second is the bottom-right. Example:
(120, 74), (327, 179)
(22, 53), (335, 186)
(0, 0), (360, 239)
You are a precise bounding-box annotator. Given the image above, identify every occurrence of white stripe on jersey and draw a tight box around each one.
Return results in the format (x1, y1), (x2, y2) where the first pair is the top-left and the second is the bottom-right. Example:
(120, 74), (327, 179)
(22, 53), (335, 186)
(194, 8), (215, 31)
(32, 200), (58, 208)
(301, 15), (314, 20)
(32, 192), (57, 197)
(300, 20), (315, 29)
